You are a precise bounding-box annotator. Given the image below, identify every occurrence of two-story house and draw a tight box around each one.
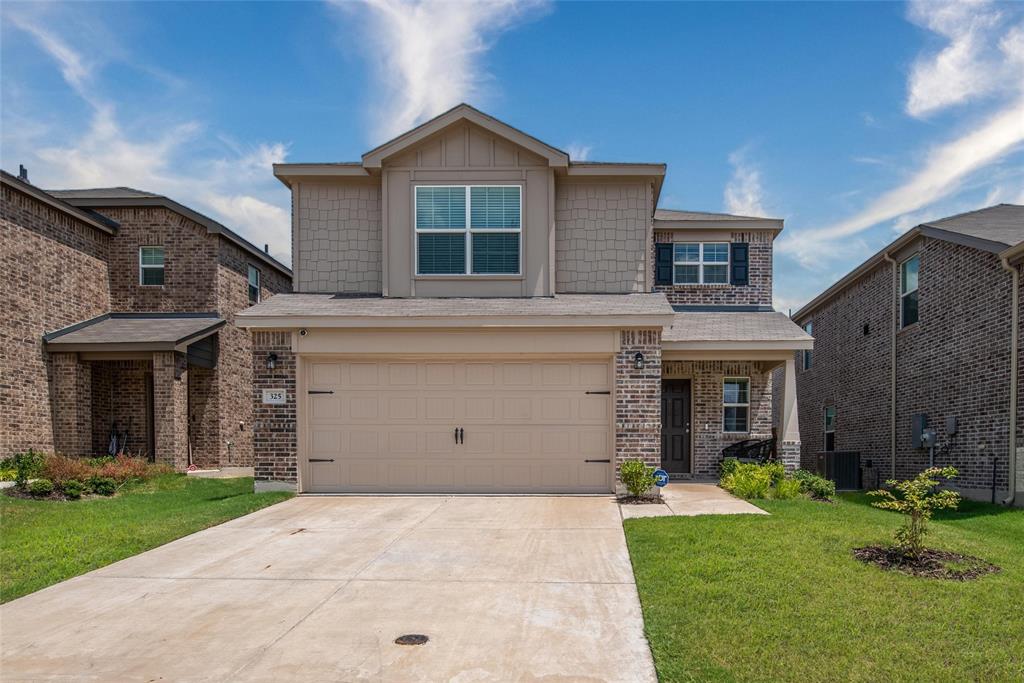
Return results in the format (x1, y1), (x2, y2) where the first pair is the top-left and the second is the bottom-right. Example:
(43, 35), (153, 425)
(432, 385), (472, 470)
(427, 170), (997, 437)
(237, 105), (812, 493)
(0, 169), (291, 469)
(793, 204), (1023, 504)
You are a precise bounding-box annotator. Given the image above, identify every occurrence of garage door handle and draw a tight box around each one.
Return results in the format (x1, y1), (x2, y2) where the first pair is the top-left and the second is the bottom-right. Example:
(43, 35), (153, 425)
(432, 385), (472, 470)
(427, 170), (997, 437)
(458, 427), (464, 444)
(585, 390), (611, 395)
(585, 459), (611, 463)
(309, 458), (334, 462)
(308, 390), (334, 395)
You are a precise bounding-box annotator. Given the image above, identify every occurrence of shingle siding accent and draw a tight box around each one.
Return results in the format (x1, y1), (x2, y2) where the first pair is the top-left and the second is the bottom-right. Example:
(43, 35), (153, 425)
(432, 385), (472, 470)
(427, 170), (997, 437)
(653, 230), (773, 306)
(296, 182), (382, 294)
(555, 182), (650, 294)
(252, 331), (297, 484)
(615, 330), (662, 481)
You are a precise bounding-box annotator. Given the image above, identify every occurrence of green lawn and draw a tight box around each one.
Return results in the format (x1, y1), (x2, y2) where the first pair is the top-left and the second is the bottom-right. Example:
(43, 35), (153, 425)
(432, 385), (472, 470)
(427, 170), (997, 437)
(624, 494), (1024, 683)
(1, 475), (292, 603)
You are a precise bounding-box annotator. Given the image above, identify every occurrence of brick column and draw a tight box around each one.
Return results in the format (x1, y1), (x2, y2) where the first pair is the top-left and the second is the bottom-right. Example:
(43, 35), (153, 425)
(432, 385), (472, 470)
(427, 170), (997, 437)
(153, 351), (189, 470)
(778, 357), (801, 471)
(51, 352), (92, 456)
(252, 331), (297, 491)
(615, 329), (662, 488)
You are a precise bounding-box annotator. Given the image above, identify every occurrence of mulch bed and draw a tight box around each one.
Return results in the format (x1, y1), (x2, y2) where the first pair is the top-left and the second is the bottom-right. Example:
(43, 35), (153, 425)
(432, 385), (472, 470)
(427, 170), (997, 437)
(853, 545), (1000, 581)
(617, 495), (664, 505)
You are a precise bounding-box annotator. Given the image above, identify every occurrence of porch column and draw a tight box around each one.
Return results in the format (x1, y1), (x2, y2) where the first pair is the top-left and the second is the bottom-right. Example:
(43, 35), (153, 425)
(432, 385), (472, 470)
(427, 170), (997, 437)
(778, 357), (801, 470)
(153, 351), (189, 470)
(51, 352), (92, 456)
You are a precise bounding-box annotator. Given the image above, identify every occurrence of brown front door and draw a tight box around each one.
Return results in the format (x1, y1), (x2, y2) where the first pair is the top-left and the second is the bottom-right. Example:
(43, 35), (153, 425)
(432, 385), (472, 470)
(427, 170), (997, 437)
(661, 380), (691, 474)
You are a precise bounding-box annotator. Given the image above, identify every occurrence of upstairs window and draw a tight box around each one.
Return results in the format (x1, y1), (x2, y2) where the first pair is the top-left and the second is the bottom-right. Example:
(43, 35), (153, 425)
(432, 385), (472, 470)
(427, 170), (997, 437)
(900, 255), (919, 328)
(802, 321), (813, 370)
(723, 377), (750, 433)
(139, 246), (165, 286)
(248, 265), (261, 303)
(415, 185), (521, 276)
(673, 242), (729, 284)
(824, 406), (836, 451)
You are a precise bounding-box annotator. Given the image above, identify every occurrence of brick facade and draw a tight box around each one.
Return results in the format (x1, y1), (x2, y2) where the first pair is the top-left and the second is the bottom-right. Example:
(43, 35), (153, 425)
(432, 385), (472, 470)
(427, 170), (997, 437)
(251, 331), (297, 486)
(653, 230), (773, 306)
(614, 330), (663, 480)
(795, 237), (1019, 499)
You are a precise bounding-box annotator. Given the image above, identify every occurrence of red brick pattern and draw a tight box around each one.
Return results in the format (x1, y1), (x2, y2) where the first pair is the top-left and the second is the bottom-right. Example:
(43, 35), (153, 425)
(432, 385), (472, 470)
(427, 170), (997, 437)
(50, 353), (93, 456)
(152, 351), (188, 469)
(615, 329), (663, 478)
(653, 230), (773, 307)
(251, 331), (297, 484)
(90, 360), (152, 457)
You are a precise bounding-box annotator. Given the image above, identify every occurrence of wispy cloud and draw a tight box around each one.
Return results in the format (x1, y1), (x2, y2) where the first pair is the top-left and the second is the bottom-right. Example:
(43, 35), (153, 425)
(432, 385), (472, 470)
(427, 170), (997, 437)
(333, 0), (549, 143)
(565, 142), (592, 161)
(2, 10), (293, 264)
(723, 148), (767, 217)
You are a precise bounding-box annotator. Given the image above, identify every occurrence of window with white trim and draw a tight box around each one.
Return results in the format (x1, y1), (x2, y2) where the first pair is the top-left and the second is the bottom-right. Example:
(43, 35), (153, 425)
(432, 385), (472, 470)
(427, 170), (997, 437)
(139, 246), (164, 286)
(824, 406), (836, 452)
(723, 377), (750, 433)
(900, 255), (919, 328)
(673, 242), (729, 284)
(248, 264), (260, 303)
(802, 321), (813, 370)
(415, 185), (521, 276)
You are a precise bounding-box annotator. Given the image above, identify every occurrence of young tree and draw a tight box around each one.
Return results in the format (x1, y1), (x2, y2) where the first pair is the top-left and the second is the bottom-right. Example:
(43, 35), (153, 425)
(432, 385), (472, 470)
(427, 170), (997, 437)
(868, 467), (960, 558)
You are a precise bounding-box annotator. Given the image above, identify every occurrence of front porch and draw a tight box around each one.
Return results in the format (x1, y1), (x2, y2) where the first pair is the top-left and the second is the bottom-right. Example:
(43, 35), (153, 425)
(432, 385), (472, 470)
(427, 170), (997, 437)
(658, 310), (812, 478)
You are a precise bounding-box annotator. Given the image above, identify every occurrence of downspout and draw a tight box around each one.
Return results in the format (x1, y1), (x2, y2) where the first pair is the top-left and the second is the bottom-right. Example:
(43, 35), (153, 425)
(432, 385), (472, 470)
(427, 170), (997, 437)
(1000, 254), (1019, 506)
(883, 253), (898, 479)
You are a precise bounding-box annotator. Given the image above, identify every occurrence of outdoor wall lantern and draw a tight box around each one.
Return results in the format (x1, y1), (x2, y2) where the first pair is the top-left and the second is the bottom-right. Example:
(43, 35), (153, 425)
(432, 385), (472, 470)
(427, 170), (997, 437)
(633, 352), (645, 370)
(267, 352), (278, 370)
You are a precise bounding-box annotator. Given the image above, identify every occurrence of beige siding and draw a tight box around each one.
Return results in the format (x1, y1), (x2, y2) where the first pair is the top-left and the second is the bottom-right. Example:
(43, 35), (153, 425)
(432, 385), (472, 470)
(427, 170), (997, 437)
(555, 180), (651, 293)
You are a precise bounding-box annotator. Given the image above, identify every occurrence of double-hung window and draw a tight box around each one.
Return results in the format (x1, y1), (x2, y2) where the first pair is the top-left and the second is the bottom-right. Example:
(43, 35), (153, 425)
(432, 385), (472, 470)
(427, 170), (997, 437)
(415, 185), (521, 276)
(139, 246), (165, 286)
(723, 377), (750, 433)
(802, 321), (813, 370)
(673, 242), (729, 284)
(824, 406), (836, 451)
(248, 265), (261, 303)
(900, 255), (919, 328)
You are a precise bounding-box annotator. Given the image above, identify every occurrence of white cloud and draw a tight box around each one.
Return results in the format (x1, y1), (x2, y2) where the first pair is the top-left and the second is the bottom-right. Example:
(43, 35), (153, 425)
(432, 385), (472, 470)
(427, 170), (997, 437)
(723, 149), (767, 217)
(333, 0), (549, 143)
(565, 142), (592, 161)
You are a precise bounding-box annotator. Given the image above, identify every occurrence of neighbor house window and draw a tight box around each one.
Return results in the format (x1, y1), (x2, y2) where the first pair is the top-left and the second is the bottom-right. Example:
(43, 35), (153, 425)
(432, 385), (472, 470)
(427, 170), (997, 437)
(900, 255), (919, 328)
(802, 321), (813, 370)
(415, 185), (521, 275)
(824, 406), (836, 451)
(139, 246), (165, 286)
(672, 242), (729, 284)
(248, 265), (260, 303)
(723, 377), (750, 433)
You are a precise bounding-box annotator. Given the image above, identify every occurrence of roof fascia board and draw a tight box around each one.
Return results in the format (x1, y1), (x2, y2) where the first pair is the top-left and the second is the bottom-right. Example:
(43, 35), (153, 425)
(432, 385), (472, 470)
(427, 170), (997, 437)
(654, 219), (783, 232)
(565, 163), (666, 177)
(662, 339), (815, 351)
(1001, 241), (1024, 263)
(235, 314), (675, 329)
(918, 224), (1012, 253)
(272, 164), (370, 188)
(2, 173), (118, 234)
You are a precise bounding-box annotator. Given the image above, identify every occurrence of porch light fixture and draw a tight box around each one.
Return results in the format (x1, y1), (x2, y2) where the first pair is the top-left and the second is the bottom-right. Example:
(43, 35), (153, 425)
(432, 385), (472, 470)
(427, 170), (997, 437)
(633, 352), (645, 370)
(267, 352), (278, 370)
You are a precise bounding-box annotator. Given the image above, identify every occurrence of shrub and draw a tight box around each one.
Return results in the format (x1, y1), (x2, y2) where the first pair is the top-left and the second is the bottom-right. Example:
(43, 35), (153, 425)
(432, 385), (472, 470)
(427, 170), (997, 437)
(771, 477), (802, 500)
(620, 459), (657, 498)
(721, 462), (775, 499)
(13, 450), (45, 489)
(27, 478), (55, 497)
(87, 476), (118, 496)
(62, 479), (86, 499)
(720, 457), (741, 477)
(868, 467), (961, 558)
(41, 454), (92, 488)
(96, 455), (170, 484)
(793, 469), (836, 500)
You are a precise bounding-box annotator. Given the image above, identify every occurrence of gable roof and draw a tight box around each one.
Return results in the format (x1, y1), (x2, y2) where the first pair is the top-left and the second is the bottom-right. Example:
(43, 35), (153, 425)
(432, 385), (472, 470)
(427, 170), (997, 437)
(361, 103), (570, 169)
(49, 187), (292, 277)
(793, 203), (1024, 322)
(1, 170), (119, 234)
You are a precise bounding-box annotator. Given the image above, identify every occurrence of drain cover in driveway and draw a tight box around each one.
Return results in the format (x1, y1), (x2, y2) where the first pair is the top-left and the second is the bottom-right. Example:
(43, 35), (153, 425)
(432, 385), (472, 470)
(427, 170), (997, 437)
(394, 634), (429, 646)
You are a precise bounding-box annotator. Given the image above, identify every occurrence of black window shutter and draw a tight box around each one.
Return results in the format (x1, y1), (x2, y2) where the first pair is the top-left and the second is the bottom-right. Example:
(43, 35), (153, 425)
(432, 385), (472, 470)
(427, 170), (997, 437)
(731, 242), (749, 286)
(655, 243), (673, 286)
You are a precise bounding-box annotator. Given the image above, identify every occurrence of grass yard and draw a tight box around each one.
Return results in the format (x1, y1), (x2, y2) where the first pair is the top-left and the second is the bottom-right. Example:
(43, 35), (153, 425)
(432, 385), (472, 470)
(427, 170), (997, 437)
(624, 494), (1024, 683)
(1, 475), (292, 603)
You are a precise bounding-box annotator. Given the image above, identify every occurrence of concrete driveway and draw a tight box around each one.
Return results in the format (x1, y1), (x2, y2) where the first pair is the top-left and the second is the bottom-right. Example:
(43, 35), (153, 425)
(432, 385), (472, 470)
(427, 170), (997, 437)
(1, 495), (656, 682)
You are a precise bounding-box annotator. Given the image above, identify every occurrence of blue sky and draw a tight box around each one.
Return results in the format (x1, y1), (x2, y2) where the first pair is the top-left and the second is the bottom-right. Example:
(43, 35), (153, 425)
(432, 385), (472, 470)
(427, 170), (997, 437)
(2, 1), (1022, 311)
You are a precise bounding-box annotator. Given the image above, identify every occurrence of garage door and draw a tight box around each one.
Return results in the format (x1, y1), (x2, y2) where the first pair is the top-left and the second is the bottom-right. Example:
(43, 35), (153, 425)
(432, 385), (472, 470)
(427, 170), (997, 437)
(302, 358), (613, 493)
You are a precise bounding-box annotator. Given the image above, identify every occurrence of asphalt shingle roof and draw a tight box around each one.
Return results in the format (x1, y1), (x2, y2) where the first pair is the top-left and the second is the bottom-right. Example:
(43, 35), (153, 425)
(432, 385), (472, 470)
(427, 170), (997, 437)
(45, 314), (224, 348)
(663, 311), (811, 343)
(924, 203), (1024, 248)
(654, 209), (774, 222)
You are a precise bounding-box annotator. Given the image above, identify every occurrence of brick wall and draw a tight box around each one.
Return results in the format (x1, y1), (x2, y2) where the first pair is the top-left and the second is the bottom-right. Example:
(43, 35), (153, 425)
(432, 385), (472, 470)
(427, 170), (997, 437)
(252, 331), (297, 485)
(0, 184), (111, 456)
(152, 351), (188, 469)
(653, 230), (773, 306)
(615, 330), (662, 481)
(50, 353), (93, 456)
(555, 182), (651, 294)
(664, 360), (774, 477)
(90, 360), (152, 457)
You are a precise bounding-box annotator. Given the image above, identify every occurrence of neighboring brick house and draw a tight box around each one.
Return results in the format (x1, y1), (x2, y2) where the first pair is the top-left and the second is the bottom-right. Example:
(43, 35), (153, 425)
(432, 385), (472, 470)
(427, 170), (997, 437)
(792, 204), (1024, 504)
(0, 170), (291, 469)
(237, 104), (812, 493)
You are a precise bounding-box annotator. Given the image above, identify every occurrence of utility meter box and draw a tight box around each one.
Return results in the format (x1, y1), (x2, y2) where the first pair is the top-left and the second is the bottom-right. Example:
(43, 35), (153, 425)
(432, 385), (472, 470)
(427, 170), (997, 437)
(911, 414), (928, 448)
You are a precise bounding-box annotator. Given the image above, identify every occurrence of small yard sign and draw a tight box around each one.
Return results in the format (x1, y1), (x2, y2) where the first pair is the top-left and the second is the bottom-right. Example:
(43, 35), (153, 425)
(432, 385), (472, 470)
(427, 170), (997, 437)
(262, 389), (287, 405)
(653, 469), (669, 487)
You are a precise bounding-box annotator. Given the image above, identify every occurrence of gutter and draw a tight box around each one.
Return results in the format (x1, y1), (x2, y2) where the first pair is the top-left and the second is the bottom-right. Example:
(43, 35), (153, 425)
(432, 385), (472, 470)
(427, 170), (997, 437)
(1000, 252), (1020, 505)
(883, 253), (898, 479)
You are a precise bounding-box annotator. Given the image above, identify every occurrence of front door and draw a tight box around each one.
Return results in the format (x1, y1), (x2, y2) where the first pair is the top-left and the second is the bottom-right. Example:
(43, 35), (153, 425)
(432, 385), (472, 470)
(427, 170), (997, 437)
(661, 380), (691, 474)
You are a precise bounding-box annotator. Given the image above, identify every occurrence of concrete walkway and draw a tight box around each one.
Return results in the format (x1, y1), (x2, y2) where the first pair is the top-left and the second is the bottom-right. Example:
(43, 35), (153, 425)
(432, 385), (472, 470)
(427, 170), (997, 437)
(0, 495), (656, 682)
(620, 482), (768, 519)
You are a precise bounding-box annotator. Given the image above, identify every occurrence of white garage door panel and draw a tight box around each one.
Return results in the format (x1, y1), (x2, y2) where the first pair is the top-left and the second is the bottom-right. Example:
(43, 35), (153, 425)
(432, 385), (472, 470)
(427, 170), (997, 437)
(302, 359), (612, 493)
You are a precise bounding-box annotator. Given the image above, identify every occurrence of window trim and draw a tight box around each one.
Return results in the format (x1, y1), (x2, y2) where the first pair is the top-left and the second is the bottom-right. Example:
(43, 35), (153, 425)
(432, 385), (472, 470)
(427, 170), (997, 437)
(413, 184), (523, 277)
(802, 320), (813, 370)
(824, 405), (836, 452)
(672, 242), (730, 285)
(722, 376), (751, 434)
(138, 246), (165, 286)
(900, 254), (920, 329)
(247, 264), (261, 304)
